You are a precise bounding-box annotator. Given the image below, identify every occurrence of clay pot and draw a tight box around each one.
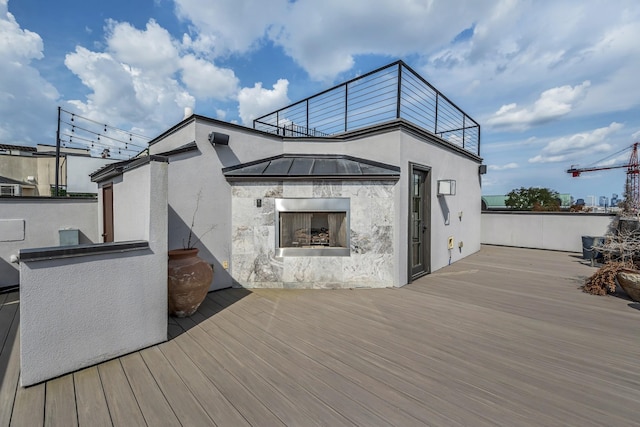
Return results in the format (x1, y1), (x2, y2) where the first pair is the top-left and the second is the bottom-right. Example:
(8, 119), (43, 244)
(168, 248), (213, 317)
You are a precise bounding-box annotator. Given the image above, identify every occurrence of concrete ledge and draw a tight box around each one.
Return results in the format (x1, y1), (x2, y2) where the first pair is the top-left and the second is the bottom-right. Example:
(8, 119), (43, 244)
(19, 240), (149, 262)
(481, 212), (614, 252)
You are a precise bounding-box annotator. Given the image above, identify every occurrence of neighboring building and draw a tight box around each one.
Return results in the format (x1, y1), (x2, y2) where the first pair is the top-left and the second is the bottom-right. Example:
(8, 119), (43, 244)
(0, 175), (36, 196)
(93, 61), (483, 290)
(0, 143), (119, 196)
(611, 193), (619, 206)
(599, 196), (608, 207)
(481, 195), (508, 210)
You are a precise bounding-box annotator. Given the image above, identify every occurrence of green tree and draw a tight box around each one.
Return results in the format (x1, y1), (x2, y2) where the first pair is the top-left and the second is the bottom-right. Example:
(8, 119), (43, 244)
(505, 187), (561, 211)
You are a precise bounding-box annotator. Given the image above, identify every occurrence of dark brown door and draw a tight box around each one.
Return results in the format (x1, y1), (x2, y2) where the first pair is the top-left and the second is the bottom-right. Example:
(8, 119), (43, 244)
(410, 165), (430, 280)
(102, 184), (114, 242)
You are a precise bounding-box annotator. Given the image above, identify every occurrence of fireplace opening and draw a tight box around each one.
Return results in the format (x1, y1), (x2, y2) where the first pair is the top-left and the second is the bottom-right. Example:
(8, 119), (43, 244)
(275, 198), (350, 257)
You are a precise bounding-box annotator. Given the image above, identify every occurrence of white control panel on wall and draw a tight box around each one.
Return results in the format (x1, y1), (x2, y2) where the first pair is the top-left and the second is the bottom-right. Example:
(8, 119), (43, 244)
(0, 219), (25, 242)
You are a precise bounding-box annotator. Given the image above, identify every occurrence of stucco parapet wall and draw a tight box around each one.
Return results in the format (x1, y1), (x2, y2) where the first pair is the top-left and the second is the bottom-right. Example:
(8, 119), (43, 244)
(148, 114), (483, 163)
(20, 240), (149, 262)
(310, 119), (483, 163)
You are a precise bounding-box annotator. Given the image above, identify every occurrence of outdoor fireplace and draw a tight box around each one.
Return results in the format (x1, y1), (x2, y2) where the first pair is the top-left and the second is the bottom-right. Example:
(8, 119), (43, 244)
(275, 198), (350, 257)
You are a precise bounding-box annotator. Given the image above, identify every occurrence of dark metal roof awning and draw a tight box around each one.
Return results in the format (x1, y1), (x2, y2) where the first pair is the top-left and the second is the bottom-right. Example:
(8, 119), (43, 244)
(90, 155), (168, 183)
(223, 154), (400, 181)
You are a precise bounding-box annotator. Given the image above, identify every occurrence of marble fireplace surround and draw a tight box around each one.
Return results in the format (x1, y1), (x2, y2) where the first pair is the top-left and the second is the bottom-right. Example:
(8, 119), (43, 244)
(231, 180), (396, 289)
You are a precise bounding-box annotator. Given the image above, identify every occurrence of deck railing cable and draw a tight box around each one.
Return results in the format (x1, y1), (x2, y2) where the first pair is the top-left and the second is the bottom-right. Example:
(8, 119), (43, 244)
(253, 61), (480, 156)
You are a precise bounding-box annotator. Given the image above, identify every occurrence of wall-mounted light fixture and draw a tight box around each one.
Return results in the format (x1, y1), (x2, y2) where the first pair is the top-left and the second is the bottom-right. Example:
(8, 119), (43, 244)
(479, 165), (487, 175)
(208, 132), (229, 146)
(437, 179), (456, 196)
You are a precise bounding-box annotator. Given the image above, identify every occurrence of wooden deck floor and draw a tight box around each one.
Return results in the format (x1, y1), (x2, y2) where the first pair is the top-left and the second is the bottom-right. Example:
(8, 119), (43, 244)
(1, 245), (640, 426)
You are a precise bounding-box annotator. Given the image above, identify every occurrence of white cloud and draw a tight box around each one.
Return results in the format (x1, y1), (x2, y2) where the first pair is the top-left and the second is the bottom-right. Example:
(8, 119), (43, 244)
(174, 0), (288, 56)
(237, 79), (290, 125)
(487, 81), (591, 130)
(215, 109), (226, 120)
(528, 122), (623, 164)
(420, 2), (640, 123)
(106, 19), (180, 77)
(0, 0), (59, 143)
(63, 19), (244, 135)
(488, 162), (518, 171)
(170, 0), (640, 129)
(180, 54), (239, 100)
(173, 0), (482, 81)
(64, 45), (194, 133)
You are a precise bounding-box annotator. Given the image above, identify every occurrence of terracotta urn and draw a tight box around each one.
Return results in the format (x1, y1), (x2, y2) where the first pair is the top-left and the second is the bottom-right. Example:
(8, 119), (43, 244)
(168, 248), (213, 317)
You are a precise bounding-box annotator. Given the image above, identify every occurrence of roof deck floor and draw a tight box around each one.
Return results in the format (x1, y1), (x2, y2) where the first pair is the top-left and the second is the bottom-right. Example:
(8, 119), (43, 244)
(1, 245), (639, 426)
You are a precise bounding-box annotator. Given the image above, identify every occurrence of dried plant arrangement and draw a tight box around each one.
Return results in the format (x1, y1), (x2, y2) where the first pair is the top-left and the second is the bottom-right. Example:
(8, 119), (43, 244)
(583, 259), (635, 295)
(582, 227), (640, 295)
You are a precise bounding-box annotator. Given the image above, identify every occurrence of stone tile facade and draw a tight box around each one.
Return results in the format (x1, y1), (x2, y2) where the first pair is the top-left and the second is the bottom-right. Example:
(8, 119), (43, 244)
(231, 180), (396, 289)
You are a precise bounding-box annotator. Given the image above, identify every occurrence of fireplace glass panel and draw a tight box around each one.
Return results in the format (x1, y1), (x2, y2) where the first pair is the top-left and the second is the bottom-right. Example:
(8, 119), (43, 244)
(275, 198), (350, 257)
(280, 212), (347, 248)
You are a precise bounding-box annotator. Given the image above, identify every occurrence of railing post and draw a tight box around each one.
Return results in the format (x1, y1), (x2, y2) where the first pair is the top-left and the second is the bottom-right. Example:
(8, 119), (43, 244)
(306, 99), (309, 135)
(396, 64), (402, 119)
(462, 115), (466, 149)
(434, 93), (439, 134)
(344, 84), (348, 132)
(55, 106), (61, 197)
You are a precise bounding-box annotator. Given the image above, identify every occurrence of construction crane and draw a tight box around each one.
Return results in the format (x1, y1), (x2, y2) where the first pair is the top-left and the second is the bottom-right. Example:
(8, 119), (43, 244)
(567, 142), (640, 210)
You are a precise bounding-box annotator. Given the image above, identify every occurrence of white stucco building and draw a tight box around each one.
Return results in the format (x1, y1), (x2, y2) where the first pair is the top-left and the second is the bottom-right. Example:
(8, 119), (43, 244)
(133, 61), (484, 290)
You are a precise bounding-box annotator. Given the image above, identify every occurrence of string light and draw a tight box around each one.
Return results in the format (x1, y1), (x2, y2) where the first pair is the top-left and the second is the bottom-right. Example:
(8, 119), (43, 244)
(57, 108), (152, 160)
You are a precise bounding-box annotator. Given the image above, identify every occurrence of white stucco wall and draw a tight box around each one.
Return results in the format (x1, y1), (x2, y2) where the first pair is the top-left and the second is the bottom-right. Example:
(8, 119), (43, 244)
(481, 212), (614, 252)
(151, 120), (285, 290)
(397, 131), (482, 280)
(20, 159), (168, 386)
(0, 198), (98, 287)
(112, 165), (151, 242)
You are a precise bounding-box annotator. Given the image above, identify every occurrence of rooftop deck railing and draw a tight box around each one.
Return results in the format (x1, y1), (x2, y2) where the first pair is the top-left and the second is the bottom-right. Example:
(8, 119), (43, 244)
(253, 61), (480, 156)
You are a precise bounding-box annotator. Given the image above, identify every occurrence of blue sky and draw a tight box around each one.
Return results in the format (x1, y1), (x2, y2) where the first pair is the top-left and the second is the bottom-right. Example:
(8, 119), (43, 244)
(2, 0), (640, 201)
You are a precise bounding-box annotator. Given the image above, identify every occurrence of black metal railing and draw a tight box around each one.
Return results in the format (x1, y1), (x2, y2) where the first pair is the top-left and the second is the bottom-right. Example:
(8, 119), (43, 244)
(253, 60), (480, 156)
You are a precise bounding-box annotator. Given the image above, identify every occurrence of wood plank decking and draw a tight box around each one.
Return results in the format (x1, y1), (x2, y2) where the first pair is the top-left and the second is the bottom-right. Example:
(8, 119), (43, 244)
(1, 245), (639, 426)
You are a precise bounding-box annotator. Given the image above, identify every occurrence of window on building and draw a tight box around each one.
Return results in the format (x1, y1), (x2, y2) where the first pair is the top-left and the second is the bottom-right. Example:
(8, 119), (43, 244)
(0, 185), (18, 196)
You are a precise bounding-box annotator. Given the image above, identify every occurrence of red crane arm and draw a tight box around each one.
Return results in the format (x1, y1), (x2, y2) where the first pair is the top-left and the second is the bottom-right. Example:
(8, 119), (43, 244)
(567, 142), (640, 211)
(567, 142), (640, 177)
(566, 164), (629, 177)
